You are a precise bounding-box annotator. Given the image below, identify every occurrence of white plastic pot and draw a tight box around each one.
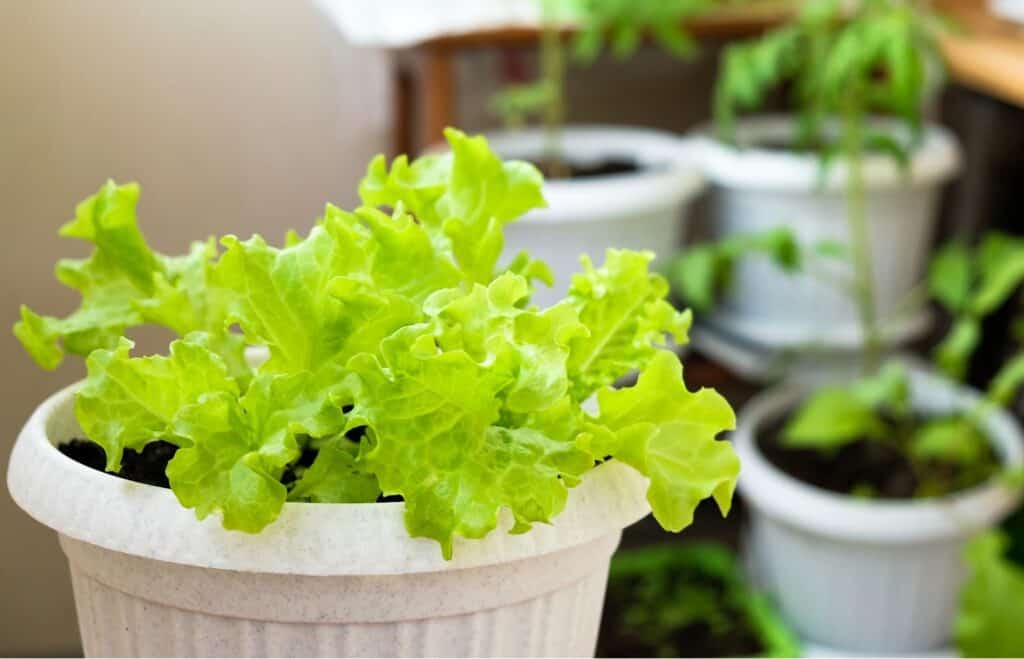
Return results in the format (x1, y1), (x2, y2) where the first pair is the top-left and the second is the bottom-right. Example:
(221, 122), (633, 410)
(485, 126), (705, 308)
(694, 115), (961, 350)
(734, 368), (1024, 653)
(7, 384), (651, 658)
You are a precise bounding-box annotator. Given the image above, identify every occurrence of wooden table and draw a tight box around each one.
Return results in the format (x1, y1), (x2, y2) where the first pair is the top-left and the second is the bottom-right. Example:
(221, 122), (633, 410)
(390, 1), (1024, 156)
(390, 1), (793, 155)
(938, 0), (1024, 110)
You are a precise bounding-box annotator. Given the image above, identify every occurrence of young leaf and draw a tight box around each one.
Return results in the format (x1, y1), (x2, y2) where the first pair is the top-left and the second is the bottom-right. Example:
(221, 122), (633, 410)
(566, 249), (691, 401)
(971, 232), (1024, 316)
(935, 317), (981, 381)
(929, 241), (973, 314)
(669, 246), (721, 312)
(359, 128), (546, 284)
(589, 350), (739, 531)
(910, 417), (989, 465)
(287, 436), (381, 504)
(989, 352), (1024, 408)
(783, 388), (887, 450)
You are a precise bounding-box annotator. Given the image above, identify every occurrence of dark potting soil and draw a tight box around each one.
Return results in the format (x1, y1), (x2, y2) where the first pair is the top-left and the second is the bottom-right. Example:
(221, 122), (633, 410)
(597, 573), (764, 658)
(59, 438), (178, 488)
(531, 157), (640, 180)
(58, 436), (406, 503)
(757, 414), (999, 499)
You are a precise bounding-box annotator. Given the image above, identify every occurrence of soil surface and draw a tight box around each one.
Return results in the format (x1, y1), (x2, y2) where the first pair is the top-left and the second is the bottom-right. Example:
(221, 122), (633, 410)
(59, 436), (406, 502)
(59, 438), (177, 488)
(757, 415), (999, 499)
(531, 157), (640, 180)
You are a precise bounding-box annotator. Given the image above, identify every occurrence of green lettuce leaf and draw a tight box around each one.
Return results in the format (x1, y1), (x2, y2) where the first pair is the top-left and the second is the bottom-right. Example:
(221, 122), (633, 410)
(167, 369), (352, 532)
(424, 272), (588, 413)
(14, 180), (243, 373)
(566, 249), (692, 401)
(358, 128), (546, 284)
(75, 334), (238, 471)
(287, 436), (380, 504)
(587, 350), (739, 531)
(346, 323), (593, 559)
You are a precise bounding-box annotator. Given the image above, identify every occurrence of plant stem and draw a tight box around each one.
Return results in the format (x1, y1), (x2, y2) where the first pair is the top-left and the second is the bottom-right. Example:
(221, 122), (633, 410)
(540, 1), (568, 178)
(843, 101), (883, 374)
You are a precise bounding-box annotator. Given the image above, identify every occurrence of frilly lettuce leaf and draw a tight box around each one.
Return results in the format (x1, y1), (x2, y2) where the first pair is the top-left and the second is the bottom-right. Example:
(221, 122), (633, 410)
(166, 370), (348, 532)
(566, 249), (692, 401)
(424, 273), (588, 413)
(586, 350), (739, 531)
(346, 324), (593, 559)
(287, 436), (380, 504)
(359, 128), (546, 283)
(75, 334), (238, 471)
(14, 180), (243, 373)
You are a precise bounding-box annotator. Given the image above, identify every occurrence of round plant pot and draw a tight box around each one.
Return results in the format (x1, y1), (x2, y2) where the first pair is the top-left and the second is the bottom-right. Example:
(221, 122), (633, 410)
(485, 125), (705, 308)
(693, 115), (961, 350)
(7, 384), (651, 658)
(734, 367), (1024, 653)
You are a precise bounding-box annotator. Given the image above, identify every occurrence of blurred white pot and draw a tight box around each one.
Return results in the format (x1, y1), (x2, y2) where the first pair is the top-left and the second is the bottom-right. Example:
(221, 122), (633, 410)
(693, 115), (961, 350)
(486, 125), (705, 308)
(7, 384), (651, 658)
(735, 368), (1023, 653)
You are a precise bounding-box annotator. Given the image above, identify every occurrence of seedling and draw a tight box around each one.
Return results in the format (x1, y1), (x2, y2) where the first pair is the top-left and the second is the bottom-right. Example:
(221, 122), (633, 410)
(491, 0), (710, 176)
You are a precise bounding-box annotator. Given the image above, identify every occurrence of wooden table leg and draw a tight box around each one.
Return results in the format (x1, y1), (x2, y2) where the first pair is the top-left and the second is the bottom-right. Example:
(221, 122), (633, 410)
(419, 47), (456, 153)
(391, 53), (414, 158)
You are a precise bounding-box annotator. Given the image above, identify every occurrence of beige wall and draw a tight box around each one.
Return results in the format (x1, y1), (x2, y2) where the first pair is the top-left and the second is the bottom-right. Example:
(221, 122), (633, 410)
(0, 1), (390, 654)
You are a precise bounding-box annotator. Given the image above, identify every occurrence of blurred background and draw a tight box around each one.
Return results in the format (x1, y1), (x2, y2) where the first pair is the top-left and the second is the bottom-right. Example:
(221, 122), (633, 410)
(2, 0), (1023, 656)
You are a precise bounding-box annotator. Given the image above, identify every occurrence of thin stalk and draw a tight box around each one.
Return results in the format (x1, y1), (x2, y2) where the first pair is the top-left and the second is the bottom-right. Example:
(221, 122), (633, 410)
(540, 2), (568, 178)
(842, 102), (883, 373)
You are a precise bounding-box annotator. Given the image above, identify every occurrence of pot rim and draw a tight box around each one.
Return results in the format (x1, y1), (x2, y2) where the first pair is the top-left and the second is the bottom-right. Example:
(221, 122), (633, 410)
(481, 124), (706, 223)
(691, 114), (962, 192)
(7, 382), (651, 576)
(733, 365), (1024, 545)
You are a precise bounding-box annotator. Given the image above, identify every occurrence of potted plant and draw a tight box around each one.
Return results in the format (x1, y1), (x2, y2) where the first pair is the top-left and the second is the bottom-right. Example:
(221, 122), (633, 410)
(693, 0), (961, 353)
(7, 129), (740, 657)
(732, 232), (1024, 652)
(597, 542), (800, 658)
(484, 0), (711, 306)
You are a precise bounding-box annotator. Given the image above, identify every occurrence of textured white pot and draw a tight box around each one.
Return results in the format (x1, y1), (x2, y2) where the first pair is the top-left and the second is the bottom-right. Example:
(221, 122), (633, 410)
(7, 384), (651, 658)
(734, 368), (1024, 653)
(485, 126), (705, 308)
(693, 115), (961, 350)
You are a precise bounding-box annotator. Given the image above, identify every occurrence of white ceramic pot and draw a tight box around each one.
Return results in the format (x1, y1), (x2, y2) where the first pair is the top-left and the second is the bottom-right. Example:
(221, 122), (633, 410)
(7, 384), (651, 658)
(694, 115), (961, 350)
(734, 368), (1024, 653)
(485, 125), (705, 308)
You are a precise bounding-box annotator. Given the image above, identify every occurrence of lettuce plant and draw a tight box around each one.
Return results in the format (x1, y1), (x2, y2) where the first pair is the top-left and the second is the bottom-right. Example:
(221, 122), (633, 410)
(714, 0), (949, 371)
(14, 128), (740, 558)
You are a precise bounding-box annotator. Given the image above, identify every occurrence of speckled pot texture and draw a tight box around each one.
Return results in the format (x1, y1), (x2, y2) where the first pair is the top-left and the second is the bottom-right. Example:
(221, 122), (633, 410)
(8, 384), (652, 658)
